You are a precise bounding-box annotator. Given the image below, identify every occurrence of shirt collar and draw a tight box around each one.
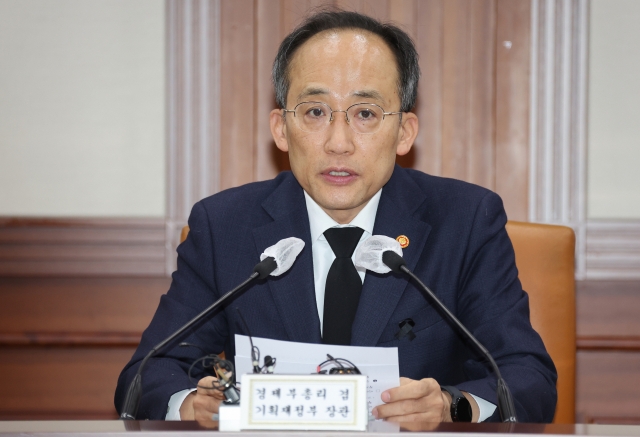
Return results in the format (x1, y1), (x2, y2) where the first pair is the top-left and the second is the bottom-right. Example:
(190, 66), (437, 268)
(304, 189), (382, 242)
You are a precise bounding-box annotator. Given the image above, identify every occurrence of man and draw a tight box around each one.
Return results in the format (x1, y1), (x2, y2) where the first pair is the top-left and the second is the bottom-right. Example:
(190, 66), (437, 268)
(115, 10), (557, 423)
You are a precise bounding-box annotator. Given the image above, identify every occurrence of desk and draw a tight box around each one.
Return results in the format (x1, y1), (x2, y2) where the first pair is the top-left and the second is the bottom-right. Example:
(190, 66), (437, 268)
(1, 422), (640, 436)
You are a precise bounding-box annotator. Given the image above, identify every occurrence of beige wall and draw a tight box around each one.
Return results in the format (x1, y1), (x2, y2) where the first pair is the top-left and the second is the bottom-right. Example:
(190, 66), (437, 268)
(0, 0), (165, 217)
(588, 0), (640, 219)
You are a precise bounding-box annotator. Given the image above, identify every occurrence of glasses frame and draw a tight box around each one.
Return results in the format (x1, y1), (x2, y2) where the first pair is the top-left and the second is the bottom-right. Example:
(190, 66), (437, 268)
(282, 101), (402, 134)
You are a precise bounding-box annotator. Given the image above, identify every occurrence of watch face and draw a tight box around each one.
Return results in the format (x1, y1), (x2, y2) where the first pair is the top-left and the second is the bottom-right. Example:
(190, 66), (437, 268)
(454, 397), (473, 422)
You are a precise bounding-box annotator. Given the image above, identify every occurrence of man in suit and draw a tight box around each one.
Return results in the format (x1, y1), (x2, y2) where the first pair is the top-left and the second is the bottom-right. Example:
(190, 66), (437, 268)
(115, 10), (557, 423)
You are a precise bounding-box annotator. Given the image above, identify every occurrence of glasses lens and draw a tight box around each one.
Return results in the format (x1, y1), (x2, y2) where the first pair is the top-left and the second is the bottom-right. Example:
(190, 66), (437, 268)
(293, 102), (331, 132)
(347, 104), (384, 133)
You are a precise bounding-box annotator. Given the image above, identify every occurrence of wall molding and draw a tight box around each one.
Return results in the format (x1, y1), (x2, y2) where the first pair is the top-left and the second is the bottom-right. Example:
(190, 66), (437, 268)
(529, 0), (589, 278)
(0, 411), (119, 420)
(0, 332), (141, 347)
(585, 221), (640, 279)
(577, 335), (640, 351)
(5, 329), (639, 351)
(166, 0), (221, 274)
(0, 218), (165, 276)
(585, 417), (640, 425)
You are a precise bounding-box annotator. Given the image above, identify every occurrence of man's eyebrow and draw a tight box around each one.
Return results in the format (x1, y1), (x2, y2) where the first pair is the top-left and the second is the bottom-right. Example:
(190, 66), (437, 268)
(297, 87), (329, 101)
(352, 90), (385, 101)
(296, 88), (386, 103)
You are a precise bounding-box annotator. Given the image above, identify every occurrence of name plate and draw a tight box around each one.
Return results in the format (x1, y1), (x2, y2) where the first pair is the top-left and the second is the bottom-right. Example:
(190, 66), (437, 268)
(240, 373), (368, 431)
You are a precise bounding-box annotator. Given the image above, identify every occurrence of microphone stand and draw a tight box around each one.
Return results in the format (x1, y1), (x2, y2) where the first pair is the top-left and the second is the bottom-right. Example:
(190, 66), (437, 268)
(382, 252), (518, 423)
(120, 257), (277, 420)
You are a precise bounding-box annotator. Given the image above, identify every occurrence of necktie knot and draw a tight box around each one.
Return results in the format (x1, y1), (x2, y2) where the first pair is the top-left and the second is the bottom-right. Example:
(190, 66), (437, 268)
(324, 227), (364, 258)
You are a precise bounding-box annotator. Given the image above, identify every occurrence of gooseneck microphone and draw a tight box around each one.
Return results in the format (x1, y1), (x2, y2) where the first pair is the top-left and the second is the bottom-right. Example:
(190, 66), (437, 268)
(120, 237), (305, 420)
(354, 235), (518, 423)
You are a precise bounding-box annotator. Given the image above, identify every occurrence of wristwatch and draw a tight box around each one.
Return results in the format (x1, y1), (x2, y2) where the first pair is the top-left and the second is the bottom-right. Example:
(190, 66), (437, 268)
(440, 385), (472, 422)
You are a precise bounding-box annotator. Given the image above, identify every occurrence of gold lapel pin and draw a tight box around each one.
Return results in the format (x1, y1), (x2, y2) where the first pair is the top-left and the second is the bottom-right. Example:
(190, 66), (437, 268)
(396, 235), (409, 249)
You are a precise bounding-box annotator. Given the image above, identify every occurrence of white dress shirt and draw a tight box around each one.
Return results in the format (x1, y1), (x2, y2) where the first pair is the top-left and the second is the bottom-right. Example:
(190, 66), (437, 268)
(167, 189), (495, 421)
(304, 189), (381, 334)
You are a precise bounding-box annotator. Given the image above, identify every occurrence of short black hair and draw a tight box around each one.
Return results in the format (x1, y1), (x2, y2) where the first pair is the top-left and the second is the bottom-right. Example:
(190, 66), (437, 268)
(272, 9), (420, 112)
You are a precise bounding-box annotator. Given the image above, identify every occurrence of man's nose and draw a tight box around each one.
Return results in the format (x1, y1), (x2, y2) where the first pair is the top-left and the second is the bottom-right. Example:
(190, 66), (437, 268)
(325, 111), (355, 154)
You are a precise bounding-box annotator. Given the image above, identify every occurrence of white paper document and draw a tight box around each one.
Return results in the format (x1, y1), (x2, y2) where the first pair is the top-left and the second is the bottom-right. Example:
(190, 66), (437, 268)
(234, 334), (400, 415)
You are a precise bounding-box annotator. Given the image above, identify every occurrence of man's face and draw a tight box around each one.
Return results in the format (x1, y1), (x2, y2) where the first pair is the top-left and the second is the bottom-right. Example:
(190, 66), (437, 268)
(270, 30), (418, 224)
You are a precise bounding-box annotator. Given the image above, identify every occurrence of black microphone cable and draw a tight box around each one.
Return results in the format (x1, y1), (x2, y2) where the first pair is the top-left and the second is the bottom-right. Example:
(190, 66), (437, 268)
(236, 307), (262, 374)
(119, 256), (278, 420)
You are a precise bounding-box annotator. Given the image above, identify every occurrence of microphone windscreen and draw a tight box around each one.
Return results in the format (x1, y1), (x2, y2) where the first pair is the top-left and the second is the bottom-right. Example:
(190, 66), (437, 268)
(254, 256), (277, 279)
(260, 237), (305, 276)
(382, 250), (406, 273)
(354, 235), (403, 274)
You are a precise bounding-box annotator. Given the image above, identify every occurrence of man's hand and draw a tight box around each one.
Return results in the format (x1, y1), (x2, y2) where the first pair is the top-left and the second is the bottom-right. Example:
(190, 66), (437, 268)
(179, 376), (225, 421)
(371, 377), (479, 423)
(371, 377), (449, 422)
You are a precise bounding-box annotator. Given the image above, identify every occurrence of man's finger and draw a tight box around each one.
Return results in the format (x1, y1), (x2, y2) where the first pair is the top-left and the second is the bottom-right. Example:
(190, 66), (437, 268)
(374, 398), (425, 419)
(399, 377), (413, 386)
(196, 376), (226, 399)
(382, 378), (440, 403)
(386, 410), (443, 423)
(193, 396), (223, 421)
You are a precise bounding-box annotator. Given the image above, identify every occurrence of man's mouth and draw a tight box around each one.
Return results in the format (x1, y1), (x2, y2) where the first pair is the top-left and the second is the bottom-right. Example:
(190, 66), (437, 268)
(322, 168), (358, 185)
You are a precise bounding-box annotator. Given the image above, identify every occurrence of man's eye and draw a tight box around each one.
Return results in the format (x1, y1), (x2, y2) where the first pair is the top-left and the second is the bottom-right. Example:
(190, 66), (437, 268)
(357, 110), (375, 119)
(306, 108), (325, 117)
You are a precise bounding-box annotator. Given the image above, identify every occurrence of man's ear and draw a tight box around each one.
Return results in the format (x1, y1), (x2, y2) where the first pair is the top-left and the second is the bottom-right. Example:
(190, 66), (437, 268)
(270, 109), (289, 152)
(396, 112), (419, 156)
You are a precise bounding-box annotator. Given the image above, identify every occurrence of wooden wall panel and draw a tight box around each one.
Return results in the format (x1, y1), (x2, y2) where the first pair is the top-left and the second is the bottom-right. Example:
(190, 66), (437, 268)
(220, 0), (255, 191)
(495, 0), (531, 221)
(254, 0), (284, 182)
(0, 347), (134, 420)
(441, 0), (494, 188)
(413, 0), (444, 175)
(575, 351), (640, 424)
(219, 0), (528, 219)
(2, 276), (639, 421)
(0, 277), (170, 419)
(467, 0), (496, 189)
(576, 281), (640, 339)
(0, 277), (169, 339)
(575, 280), (640, 423)
(440, 0), (470, 180)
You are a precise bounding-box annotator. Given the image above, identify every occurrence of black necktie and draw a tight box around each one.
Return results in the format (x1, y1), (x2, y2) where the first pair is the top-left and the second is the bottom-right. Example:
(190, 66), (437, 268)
(322, 226), (365, 345)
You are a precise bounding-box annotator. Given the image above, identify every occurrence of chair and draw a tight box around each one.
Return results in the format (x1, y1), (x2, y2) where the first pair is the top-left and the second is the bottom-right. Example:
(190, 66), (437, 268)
(505, 221), (576, 424)
(179, 222), (576, 422)
(180, 226), (190, 244)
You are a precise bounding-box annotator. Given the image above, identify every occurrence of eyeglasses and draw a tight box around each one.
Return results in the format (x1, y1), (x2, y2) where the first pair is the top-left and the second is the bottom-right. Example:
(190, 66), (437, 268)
(282, 101), (402, 134)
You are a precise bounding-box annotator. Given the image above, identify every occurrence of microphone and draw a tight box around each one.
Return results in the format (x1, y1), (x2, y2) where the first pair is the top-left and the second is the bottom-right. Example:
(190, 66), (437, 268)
(120, 237), (305, 420)
(263, 355), (276, 374)
(354, 236), (518, 423)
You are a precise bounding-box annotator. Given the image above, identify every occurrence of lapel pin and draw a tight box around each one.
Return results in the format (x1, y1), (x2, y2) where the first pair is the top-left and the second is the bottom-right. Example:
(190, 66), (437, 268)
(396, 235), (409, 249)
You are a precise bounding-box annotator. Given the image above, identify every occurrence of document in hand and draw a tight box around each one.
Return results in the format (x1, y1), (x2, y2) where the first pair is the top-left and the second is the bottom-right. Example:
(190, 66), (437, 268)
(234, 334), (400, 416)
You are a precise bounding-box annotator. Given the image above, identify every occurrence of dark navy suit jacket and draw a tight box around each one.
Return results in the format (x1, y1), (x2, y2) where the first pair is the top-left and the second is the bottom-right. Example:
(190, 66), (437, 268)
(115, 166), (557, 422)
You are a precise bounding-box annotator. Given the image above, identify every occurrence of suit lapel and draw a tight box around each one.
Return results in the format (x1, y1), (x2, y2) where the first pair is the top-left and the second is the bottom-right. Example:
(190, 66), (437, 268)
(351, 167), (432, 346)
(252, 175), (322, 344)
